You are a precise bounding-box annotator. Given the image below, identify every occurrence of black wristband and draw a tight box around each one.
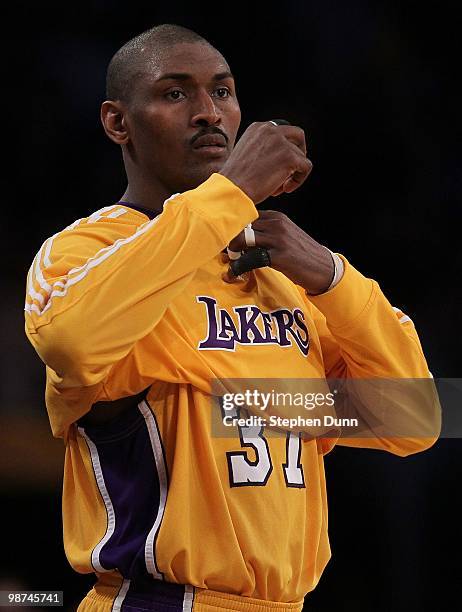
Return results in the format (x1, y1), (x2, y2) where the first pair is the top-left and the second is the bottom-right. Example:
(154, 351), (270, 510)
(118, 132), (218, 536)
(229, 247), (271, 276)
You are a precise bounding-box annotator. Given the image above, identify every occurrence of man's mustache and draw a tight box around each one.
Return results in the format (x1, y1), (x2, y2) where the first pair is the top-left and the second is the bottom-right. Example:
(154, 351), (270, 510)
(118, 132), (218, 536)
(190, 127), (228, 146)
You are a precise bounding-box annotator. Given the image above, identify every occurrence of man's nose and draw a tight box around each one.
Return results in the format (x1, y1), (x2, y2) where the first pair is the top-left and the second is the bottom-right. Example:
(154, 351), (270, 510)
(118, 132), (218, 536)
(190, 90), (220, 126)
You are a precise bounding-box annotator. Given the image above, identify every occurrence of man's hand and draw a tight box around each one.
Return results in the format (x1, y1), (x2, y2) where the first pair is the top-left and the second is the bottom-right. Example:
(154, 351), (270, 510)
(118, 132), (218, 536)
(219, 122), (312, 204)
(228, 211), (335, 295)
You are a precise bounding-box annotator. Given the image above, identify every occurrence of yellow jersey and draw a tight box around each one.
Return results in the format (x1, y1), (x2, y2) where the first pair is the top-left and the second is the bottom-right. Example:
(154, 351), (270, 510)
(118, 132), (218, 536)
(24, 173), (439, 610)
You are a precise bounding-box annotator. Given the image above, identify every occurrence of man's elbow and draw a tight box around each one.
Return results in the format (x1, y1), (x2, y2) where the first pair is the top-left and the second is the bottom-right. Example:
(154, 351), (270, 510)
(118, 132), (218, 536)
(27, 321), (104, 388)
(387, 434), (440, 457)
(385, 396), (442, 457)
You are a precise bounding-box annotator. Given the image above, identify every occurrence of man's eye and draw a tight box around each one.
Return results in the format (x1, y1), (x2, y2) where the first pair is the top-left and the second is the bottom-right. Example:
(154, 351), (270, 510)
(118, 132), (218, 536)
(166, 90), (185, 100)
(214, 87), (230, 98)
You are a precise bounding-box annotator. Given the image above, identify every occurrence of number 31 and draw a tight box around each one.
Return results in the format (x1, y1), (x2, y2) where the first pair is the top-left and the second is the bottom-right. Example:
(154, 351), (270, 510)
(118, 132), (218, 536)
(224, 406), (305, 488)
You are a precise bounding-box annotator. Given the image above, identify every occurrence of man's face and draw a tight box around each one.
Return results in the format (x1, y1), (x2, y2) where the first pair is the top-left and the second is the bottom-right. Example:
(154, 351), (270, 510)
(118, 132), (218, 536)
(123, 42), (241, 194)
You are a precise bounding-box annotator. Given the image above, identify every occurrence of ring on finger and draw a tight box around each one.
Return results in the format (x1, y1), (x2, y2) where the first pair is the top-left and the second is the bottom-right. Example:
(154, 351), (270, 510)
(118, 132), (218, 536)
(244, 223), (256, 248)
(226, 247), (242, 260)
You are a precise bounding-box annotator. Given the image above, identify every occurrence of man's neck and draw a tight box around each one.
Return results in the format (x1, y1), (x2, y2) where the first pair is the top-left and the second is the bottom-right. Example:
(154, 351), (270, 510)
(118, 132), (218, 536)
(119, 182), (172, 213)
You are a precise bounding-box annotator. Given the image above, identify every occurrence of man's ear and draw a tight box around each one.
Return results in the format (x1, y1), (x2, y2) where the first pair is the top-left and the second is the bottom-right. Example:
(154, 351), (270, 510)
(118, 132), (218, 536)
(100, 100), (129, 145)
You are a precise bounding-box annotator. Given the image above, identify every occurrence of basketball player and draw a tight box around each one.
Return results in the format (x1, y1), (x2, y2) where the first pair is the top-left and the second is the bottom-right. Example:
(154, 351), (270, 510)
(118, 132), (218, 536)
(24, 24), (440, 612)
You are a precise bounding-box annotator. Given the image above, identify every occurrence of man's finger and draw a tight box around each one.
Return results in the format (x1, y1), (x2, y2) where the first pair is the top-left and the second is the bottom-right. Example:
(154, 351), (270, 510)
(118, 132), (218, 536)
(227, 231), (245, 253)
(282, 157), (313, 193)
(228, 225), (275, 253)
(228, 210), (287, 252)
(267, 142), (310, 197)
(276, 125), (307, 156)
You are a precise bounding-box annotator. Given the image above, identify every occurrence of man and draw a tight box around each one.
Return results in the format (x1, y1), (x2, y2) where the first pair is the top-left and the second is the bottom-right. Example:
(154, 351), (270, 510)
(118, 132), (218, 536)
(24, 24), (440, 612)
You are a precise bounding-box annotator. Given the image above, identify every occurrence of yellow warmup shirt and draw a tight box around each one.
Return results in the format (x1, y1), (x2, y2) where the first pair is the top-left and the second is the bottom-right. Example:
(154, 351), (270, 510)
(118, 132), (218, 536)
(25, 174), (440, 610)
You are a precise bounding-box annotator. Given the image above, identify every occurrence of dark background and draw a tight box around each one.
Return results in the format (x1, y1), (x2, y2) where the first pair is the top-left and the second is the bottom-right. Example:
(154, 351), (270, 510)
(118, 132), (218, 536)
(2, 1), (460, 611)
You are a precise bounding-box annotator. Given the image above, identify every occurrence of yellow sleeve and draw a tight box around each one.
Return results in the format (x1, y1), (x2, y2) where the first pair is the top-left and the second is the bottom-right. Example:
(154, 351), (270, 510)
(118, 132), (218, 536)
(304, 255), (441, 456)
(25, 173), (257, 390)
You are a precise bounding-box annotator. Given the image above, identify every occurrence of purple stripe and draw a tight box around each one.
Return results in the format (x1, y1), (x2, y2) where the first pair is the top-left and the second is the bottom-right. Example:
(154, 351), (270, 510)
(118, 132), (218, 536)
(83, 406), (166, 577)
(121, 577), (186, 611)
(117, 201), (159, 220)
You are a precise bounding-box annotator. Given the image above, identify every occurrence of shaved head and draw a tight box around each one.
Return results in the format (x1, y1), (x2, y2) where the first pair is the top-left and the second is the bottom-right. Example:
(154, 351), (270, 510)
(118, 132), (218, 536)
(106, 24), (223, 103)
(100, 24), (240, 207)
